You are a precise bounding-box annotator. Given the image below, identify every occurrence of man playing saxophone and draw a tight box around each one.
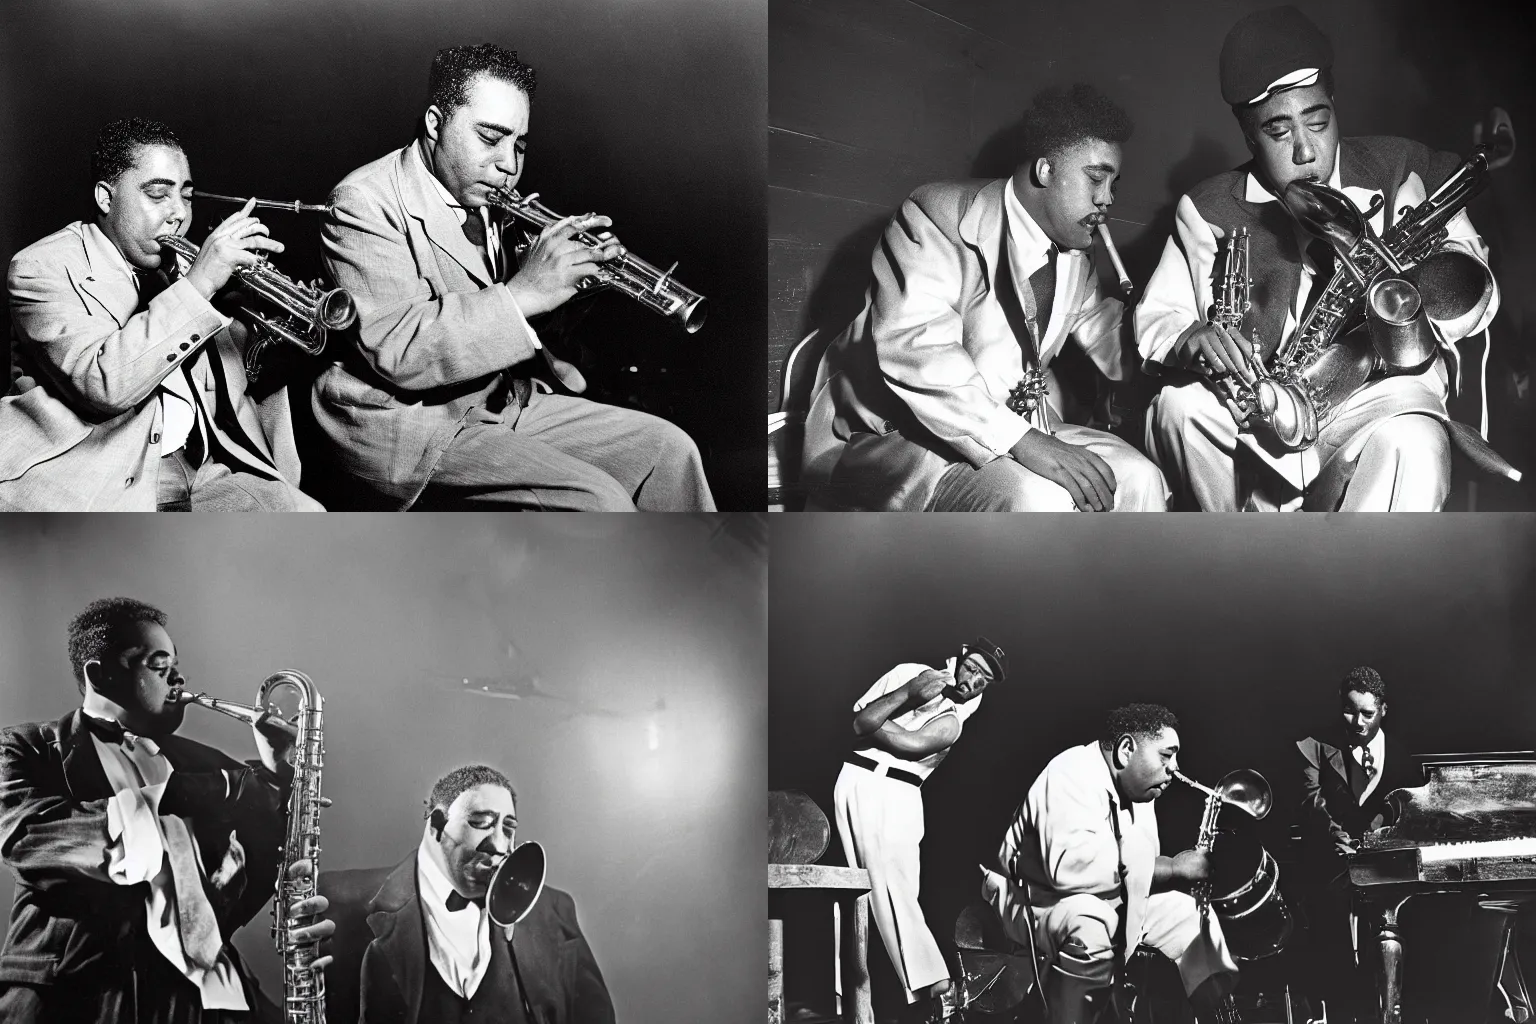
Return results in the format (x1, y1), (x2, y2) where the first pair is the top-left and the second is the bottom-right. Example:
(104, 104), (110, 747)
(1, 118), (322, 511)
(981, 703), (1238, 1024)
(312, 43), (715, 510)
(1135, 5), (1500, 510)
(0, 597), (334, 1022)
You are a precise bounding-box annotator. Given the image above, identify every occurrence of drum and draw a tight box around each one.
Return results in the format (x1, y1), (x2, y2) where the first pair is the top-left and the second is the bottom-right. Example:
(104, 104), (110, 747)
(1209, 822), (1295, 961)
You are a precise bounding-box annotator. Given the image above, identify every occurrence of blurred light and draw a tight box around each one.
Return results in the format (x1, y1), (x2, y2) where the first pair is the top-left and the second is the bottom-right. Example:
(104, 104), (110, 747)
(646, 715), (660, 752)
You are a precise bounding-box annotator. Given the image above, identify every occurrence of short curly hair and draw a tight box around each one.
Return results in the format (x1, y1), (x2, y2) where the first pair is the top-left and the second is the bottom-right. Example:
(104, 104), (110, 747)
(1340, 665), (1387, 703)
(428, 43), (537, 122)
(425, 764), (517, 821)
(1100, 702), (1180, 749)
(67, 597), (169, 694)
(91, 118), (182, 187)
(1020, 83), (1134, 166)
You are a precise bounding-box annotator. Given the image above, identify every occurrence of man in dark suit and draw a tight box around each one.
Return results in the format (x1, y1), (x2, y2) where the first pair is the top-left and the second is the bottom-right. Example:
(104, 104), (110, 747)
(0, 596), (333, 1023)
(1295, 665), (1416, 1022)
(320, 764), (614, 1024)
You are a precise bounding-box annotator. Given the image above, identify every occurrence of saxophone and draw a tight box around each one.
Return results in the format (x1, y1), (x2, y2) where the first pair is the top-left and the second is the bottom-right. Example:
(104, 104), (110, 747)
(1248, 117), (1514, 452)
(172, 671), (327, 1024)
(1197, 226), (1266, 420)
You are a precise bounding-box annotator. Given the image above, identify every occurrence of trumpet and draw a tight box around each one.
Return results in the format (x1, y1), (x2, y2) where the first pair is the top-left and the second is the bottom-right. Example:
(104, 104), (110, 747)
(156, 234), (357, 382)
(486, 187), (707, 334)
(171, 673), (327, 1024)
(192, 190), (333, 215)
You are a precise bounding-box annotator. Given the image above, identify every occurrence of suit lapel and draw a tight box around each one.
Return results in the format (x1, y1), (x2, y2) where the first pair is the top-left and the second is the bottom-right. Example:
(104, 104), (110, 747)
(367, 855), (427, 1024)
(73, 223), (140, 328)
(1319, 739), (1355, 802)
(957, 179), (1007, 296)
(59, 709), (115, 802)
(508, 911), (558, 1020)
(399, 143), (492, 288)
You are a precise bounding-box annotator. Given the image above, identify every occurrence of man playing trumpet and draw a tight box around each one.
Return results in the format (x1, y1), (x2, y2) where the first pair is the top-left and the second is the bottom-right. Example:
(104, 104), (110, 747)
(982, 703), (1238, 1023)
(312, 43), (714, 510)
(0, 597), (334, 1022)
(1, 118), (321, 511)
(801, 83), (1168, 511)
(1135, 5), (1501, 510)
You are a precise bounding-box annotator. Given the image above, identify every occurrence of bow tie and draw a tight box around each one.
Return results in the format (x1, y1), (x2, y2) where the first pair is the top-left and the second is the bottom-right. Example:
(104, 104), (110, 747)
(82, 714), (159, 755)
(445, 889), (486, 913)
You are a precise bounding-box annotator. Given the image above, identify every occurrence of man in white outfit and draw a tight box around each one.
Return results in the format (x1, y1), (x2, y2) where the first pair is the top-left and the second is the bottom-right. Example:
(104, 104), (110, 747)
(834, 638), (1006, 1021)
(982, 703), (1239, 1023)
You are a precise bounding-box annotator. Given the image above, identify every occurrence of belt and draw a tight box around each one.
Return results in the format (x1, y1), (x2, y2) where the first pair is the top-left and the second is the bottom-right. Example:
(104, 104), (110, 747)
(845, 752), (924, 788)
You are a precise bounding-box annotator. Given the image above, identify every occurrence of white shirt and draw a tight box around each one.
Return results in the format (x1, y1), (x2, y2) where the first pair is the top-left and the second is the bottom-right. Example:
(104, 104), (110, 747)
(1350, 728), (1387, 802)
(87, 715), (247, 1011)
(417, 833), (499, 1000)
(851, 657), (982, 780)
(416, 140), (542, 352)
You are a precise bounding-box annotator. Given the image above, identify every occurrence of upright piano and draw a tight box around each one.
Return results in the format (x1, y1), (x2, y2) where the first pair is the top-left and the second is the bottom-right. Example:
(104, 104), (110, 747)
(1350, 753), (1536, 1024)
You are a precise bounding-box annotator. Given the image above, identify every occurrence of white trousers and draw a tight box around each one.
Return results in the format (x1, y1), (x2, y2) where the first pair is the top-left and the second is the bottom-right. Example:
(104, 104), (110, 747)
(1145, 371), (1451, 511)
(929, 423), (1170, 511)
(834, 765), (947, 1003)
(982, 867), (1237, 998)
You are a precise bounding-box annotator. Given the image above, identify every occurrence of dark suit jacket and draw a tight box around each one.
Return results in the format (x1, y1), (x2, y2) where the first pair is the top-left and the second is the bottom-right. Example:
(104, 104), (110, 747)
(1296, 731), (1419, 886)
(319, 855), (616, 1024)
(0, 709), (287, 990)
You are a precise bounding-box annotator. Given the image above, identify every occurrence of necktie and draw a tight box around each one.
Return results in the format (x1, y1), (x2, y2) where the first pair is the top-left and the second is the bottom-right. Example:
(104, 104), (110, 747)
(1299, 238), (1336, 325)
(446, 889), (486, 913)
(1350, 744), (1374, 800)
(460, 213), (487, 250)
(1028, 248), (1057, 345)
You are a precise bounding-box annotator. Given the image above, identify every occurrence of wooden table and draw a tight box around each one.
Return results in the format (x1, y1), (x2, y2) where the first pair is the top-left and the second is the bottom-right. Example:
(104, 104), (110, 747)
(769, 863), (874, 1024)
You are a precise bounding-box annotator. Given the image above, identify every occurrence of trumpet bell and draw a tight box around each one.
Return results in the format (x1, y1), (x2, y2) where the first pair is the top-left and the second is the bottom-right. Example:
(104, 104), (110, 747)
(488, 840), (546, 927)
(1216, 768), (1273, 821)
(317, 288), (359, 331)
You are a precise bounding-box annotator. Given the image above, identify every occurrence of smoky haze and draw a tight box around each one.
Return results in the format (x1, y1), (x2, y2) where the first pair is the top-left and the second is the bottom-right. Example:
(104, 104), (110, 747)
(0, 513), (766, 1024)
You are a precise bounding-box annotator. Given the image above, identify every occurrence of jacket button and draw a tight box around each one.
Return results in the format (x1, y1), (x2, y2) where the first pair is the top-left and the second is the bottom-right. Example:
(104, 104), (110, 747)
(125, 476), (134, 487)
(180, 342), (190, 351)
(883, 420), (895, 432)
(151, 433), (160, 444)
(166, 354), (176, 362)
(190, 334), (200, 342)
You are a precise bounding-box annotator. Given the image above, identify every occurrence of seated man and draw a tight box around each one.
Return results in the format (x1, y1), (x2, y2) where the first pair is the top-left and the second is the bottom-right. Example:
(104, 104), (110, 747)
(313, 43), (714, 510)
(801, 83), (1168, 511)
(1135, 5), (1500, 510)
(320, 764), (614, 1024)
(982, 703), (1237, 1023)
(2, 118), (321, 510)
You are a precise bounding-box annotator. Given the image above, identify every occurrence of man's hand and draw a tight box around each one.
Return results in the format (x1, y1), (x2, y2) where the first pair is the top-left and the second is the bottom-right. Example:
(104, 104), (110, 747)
(209, 828), (247, 902)
(182, 198), (284, 300)
(506, 212), (625, 318)
(283, 858), (335, 970)
(1168, 849), (1212, 886)
(1009, 430), (1117, 511)
(251, 714), (298, 783)
(905, 669), (950, 705)
(1176, 321), (1259, 385)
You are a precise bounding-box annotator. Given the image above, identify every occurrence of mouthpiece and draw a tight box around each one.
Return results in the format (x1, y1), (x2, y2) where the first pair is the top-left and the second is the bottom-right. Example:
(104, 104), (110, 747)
(1096, 222), (1134, 296)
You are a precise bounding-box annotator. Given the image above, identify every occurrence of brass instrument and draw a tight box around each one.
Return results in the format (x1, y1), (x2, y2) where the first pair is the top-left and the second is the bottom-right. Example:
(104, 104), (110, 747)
(171, 673), (327, 1024)
(486, 187), (707, 334)
(155, 234), (358, 381)
(487, 839), (546, 927)
(192, 191), (333, 215)
(1248, 113), (1515, 452)
(1198, 226), (1268, 419)
(1171, 769), (1294, 964)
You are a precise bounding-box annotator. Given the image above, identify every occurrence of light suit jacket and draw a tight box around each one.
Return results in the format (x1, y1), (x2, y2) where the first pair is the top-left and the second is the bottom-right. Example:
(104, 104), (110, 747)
(314, 141), (585, 507)
(1, 221), (304, 510)
(802, 178), (1127, 507)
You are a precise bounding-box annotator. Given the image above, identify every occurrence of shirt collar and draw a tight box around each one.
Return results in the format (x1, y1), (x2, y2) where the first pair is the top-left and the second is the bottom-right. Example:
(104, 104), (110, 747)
(416, 832), (482, 918)
(416, 138), (488, 231)
(1244, 141), (1344, 204)
(1003, 180), (1056, 263)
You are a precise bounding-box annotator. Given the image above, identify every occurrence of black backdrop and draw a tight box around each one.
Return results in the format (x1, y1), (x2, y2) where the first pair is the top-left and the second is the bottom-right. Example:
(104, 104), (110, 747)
(0, 0), (766, 509)
(769, 514), (1536, 1012)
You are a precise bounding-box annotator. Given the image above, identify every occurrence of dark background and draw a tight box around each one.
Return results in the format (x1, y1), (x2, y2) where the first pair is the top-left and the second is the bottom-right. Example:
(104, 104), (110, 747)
(0, 0), (766, 510)
(768, 0), (1536, 509)
(769, 514), (1536, 1016)
(0, 514), (767, 1024)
